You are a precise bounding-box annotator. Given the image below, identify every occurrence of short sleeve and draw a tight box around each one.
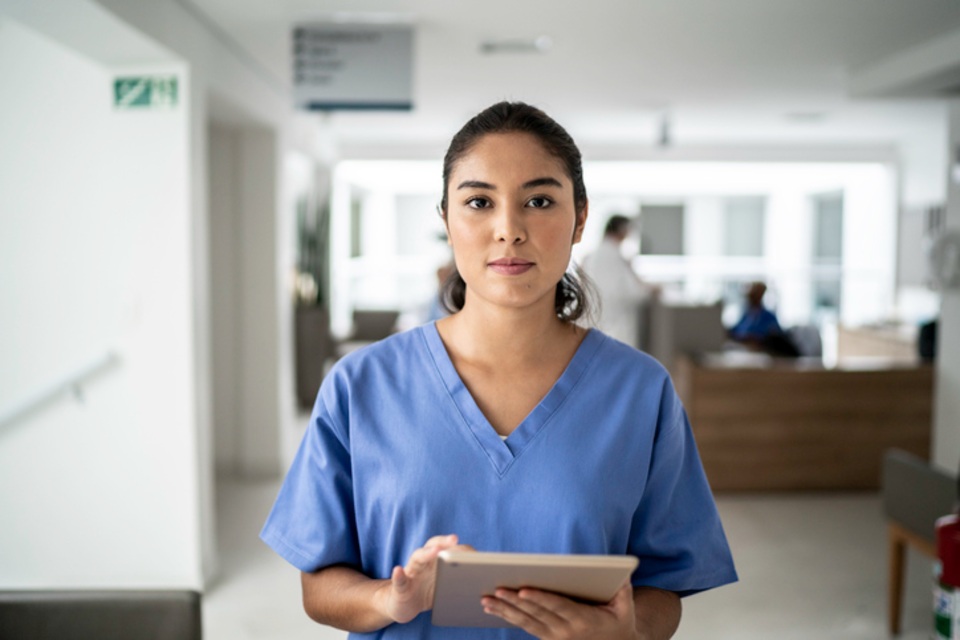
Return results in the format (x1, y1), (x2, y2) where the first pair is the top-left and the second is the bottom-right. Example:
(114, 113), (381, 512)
(259, 387), (361, 573)
(627, 380), (738, 596)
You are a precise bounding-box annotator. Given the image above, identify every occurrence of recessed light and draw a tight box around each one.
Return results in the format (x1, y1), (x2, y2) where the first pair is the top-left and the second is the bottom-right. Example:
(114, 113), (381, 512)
(325, 12), (417, 24)
(479, 36), (552, 54)
(784, 111), (828, 123)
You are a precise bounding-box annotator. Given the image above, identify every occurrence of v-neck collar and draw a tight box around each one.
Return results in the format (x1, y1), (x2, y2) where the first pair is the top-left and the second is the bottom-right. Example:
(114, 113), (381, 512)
(420, 322), (603, 476)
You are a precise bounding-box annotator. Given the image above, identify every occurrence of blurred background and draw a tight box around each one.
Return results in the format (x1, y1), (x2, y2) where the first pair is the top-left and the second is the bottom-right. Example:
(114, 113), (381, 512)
(1, 0), (958, 638)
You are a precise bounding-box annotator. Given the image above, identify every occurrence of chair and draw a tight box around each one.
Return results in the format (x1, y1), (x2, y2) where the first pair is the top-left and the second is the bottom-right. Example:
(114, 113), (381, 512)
(786, 324), (822, 357)
(0, 590), (201, 640)
(647, 299), (726, 374)
(882, 449), (955, 635)
(336, 309), (401, 358)
(350, 309), (400, 341)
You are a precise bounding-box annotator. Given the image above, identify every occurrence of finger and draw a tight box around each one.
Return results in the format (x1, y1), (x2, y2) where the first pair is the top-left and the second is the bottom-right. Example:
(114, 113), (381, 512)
(481, 594), (549, 637)
(517, 588), (580, 623)
(603, 582), (635, 618)
(423, 534), (458, 549)
(405, 547), (441, 577)
(391, 565), (409, 591)
(497, 588), (570, 625)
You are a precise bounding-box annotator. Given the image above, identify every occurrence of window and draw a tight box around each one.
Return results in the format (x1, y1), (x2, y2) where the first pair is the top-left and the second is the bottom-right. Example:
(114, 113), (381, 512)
(723, 197), (765, 257)
(812, 193), (843, 313)
(639, 204), (684, 255)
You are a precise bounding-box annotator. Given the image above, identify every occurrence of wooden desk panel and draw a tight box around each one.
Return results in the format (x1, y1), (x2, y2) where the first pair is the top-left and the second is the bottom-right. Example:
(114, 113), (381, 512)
(677, 356), (933, 491)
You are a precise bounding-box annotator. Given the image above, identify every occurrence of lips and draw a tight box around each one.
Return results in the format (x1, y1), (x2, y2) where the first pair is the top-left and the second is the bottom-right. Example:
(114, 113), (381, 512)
(488, 258), (534, 275)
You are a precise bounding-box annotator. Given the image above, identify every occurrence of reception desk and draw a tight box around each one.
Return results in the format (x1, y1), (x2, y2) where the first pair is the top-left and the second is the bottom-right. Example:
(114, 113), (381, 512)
(675, 353), (933, 492)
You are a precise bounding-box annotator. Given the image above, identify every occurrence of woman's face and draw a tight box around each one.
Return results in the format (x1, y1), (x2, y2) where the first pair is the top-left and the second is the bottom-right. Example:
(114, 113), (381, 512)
(444, 132), (587, 316)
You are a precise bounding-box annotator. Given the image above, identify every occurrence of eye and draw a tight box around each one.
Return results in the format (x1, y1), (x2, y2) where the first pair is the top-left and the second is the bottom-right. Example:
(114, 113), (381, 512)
(526, 196), (553, 209)
(465, 196), (492, 209)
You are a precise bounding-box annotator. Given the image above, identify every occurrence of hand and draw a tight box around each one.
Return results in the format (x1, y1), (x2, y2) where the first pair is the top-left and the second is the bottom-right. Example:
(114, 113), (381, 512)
(481, 581), (638, 640)
(378, 534), (472, 624)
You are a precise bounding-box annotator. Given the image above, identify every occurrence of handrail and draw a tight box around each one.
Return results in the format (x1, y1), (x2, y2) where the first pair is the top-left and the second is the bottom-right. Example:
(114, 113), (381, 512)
(0, 350), (120, 430)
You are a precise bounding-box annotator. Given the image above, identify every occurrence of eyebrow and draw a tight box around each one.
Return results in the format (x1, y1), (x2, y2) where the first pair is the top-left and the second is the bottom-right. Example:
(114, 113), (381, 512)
(456, 177), (564, 190)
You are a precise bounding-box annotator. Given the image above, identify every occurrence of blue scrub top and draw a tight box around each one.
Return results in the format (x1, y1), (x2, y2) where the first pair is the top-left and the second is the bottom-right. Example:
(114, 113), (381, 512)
(730, 306), (783, 340)
(261, 323), (737, 639)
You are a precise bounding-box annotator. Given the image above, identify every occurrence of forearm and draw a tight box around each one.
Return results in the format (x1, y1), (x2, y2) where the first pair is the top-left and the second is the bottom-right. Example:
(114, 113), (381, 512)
(632, 587), (681, 640)
(301, 566), (394, 633)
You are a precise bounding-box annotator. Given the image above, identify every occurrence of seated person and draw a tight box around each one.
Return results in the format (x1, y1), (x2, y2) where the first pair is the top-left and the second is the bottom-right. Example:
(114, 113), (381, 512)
(728, 282), (799, 357)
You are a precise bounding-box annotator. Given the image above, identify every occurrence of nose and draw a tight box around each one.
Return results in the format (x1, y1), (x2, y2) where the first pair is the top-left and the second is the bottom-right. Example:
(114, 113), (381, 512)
(494, 205), (526, 244)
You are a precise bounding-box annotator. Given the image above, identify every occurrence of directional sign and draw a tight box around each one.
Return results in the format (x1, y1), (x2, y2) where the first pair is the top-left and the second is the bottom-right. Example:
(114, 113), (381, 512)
(114, 76), (178, 109)
(293, 24), (414, 111)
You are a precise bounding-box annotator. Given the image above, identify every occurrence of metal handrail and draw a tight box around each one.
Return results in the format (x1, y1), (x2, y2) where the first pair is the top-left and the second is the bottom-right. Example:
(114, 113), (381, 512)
(0, 351), (120, 430)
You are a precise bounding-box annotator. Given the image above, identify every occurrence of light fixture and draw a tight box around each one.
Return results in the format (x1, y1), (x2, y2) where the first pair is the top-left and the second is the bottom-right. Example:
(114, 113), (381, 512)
(479, 36), (552, 54)
(657, 113), (672, 148)
(326, 12), (417, 24)
(784, 111), (827, 123)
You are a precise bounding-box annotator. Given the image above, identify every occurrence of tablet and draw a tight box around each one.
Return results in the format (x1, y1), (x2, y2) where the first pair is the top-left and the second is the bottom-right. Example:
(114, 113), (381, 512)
(431, 551), (638, 628)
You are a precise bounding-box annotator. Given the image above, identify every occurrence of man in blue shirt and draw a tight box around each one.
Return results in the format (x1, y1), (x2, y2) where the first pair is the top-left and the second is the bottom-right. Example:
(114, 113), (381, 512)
(729, 281), (799, 357)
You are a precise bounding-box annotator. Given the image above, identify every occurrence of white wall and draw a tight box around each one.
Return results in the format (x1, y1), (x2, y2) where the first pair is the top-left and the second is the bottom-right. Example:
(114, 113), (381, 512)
(95, 0), (324, 579)
(0, 0), (323, 589)
(0, 17), (201, 587)
(934, 100), (960, 473)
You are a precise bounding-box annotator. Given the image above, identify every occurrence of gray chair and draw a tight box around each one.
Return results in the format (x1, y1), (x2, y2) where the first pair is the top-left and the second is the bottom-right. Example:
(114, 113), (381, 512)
(0, 590), (201, 640)
(882, 449), (955, 635)
(349, 309), (400, 342)
(336, 309), (401, 359)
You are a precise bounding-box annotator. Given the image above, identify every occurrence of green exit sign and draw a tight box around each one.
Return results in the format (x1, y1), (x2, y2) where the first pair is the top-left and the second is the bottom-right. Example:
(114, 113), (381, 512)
(114, 76), (178, 109)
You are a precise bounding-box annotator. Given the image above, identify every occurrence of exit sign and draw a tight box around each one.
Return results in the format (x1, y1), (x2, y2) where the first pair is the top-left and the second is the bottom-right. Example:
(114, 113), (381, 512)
(114, 76), (178, 109)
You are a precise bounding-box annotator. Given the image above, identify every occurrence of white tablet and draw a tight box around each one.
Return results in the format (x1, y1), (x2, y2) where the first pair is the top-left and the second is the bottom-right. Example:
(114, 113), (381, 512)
(431, 550), (639, 628)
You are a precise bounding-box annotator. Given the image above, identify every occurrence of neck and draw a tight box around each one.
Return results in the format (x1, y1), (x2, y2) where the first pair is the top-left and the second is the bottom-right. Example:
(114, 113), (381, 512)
(438, 292), (578, 366)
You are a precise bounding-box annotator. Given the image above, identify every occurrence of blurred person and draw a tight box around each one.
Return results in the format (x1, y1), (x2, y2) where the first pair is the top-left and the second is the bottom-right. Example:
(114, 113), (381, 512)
(728, 281), (799, 357)
(582, 215), (656, 349)
(261, 101), (736, 639)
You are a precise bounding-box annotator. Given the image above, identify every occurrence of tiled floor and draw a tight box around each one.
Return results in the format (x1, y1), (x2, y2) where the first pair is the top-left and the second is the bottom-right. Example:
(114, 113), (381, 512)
(203, 478), (934, 639)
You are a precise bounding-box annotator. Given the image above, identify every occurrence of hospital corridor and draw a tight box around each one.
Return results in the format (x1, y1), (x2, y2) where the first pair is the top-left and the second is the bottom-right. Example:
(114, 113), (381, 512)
(1, 0), (959, 638)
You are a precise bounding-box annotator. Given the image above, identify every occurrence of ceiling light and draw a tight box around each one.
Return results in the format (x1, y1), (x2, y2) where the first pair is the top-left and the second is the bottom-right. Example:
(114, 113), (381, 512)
(784, 111), (827, 123)
(657, 113), (672, 148)
(480, 36), (552, 54)
(322, 12), (417, 25)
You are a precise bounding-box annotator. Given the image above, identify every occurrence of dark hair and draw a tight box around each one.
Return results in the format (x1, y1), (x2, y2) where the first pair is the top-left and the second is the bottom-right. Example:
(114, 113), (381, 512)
(438, 101), (592, 322)
(604, 215), (632, 237)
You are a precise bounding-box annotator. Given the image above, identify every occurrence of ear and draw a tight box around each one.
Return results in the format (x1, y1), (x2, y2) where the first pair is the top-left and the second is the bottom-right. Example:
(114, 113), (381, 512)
(439, 206), (453, 246)
(572, 200), (589, 244)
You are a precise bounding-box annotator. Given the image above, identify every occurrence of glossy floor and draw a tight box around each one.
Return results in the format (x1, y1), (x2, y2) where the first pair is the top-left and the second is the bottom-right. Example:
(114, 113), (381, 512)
(204, 478), (934, 639)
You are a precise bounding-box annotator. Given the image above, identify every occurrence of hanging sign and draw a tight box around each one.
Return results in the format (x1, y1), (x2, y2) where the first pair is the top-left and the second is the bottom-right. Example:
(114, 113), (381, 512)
(113, 76), (178, 109)
(293, 24), (414, 111)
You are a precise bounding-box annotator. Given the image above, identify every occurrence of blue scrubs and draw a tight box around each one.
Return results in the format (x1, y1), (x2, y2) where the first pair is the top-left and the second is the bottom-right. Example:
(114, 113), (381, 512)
(730, 307), (783, 340)
(261, 323), (737, 639)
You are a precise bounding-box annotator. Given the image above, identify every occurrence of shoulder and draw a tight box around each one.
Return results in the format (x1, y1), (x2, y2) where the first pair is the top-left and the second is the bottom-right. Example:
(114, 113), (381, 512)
(586, 329), (671, 385)
(327, 325), (428, 379)
(578, 330), (685, 433)
(310, 325), (438, 437)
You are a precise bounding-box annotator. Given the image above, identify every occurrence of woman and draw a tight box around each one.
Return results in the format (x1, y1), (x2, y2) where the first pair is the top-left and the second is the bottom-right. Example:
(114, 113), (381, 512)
(261, 102), (737, 639)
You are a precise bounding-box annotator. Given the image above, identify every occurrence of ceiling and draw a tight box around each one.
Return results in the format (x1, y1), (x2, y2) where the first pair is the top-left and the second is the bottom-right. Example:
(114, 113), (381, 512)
(189, 0), (960, 152)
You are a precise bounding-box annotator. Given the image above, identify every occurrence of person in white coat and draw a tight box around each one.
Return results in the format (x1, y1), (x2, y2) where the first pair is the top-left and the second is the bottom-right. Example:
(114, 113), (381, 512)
(582, 215), (655, 349)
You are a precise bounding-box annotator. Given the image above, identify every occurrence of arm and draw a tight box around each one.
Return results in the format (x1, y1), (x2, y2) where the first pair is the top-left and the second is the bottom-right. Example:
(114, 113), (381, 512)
(301, 565), (393, 632)
(633, 587), (681, 640)
(300, 534), (465, 633)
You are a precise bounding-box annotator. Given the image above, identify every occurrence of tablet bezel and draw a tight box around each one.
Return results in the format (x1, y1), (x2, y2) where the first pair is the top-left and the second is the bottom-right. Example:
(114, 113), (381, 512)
(431, 550), (639, 628)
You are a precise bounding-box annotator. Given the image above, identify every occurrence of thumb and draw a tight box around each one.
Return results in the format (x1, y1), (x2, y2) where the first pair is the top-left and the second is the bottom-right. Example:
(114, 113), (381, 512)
(392, 566), (409, 591)
(607, 582), (634, 614)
